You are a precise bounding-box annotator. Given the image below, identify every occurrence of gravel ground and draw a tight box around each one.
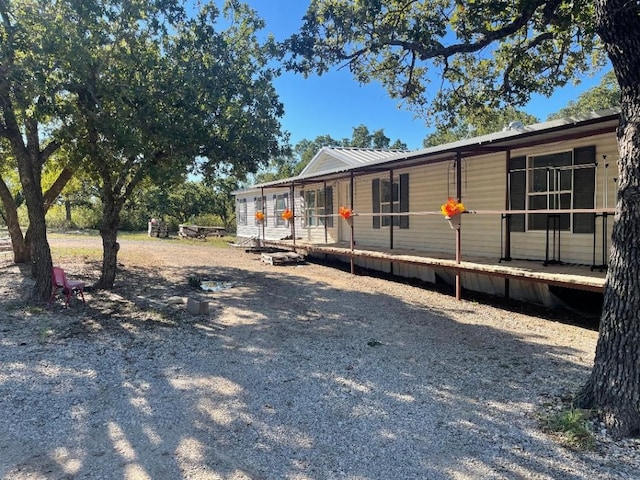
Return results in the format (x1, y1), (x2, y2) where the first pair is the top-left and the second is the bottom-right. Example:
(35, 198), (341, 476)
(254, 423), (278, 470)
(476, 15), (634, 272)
(0, 236), (638, 479)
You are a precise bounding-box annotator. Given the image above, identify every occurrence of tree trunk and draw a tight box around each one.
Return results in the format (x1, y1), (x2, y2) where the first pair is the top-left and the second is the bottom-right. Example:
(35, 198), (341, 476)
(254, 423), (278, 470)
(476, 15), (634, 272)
(0, 176), (29, 263)
(575, 0), (640, 439)
(575, 111), (640, 437)
(8, 139), (53, 300)
(96, 192), (122, 289)
(65, 199), (72, 225)
(20, 177), (52, 300)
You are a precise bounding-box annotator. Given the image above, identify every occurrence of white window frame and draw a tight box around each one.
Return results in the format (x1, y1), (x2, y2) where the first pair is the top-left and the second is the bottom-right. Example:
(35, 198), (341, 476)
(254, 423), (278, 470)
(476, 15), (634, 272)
(237, 198), (247, 226)
(526, 151), (573, 231)
(303, 189), (325, 227)
(254, 196), (266, 226)
(274, 193), (288, 227)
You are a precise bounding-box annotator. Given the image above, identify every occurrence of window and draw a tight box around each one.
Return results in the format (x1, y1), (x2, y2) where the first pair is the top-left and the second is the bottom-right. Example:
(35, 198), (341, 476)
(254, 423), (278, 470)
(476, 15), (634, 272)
(372, 174), (409, 229)
(508, 146), (595, 233)
(304, 190), (320, 226)
(254, 196), (266, 226)
(528, 151), (573, 231)
(381, 178), (400, 227)
(508, 156), (526, 232)
(273, 193), (288, 227)
(302, 186), (333, 227)
(237, 198), (247, 226)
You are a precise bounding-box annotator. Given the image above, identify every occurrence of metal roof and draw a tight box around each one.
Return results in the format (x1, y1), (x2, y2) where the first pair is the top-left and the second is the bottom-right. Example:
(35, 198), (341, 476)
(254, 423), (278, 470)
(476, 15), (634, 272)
(234, 108), (621, 194)
(299, 147), (408, 175)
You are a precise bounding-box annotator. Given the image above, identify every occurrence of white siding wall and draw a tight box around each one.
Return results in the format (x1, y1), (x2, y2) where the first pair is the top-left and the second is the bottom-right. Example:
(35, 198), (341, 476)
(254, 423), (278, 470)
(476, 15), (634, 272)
(235, 188), (301, 241)
(304, 157), (348, 175)
(235, 185), (339, 243)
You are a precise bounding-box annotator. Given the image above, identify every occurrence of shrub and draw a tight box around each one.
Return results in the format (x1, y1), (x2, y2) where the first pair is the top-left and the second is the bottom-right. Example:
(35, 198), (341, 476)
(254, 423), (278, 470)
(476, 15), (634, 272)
(540, 407), (596, 450)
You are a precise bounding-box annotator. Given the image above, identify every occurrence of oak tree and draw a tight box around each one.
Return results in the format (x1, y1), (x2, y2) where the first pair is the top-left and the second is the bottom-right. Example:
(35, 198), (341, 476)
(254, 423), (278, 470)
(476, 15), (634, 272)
(58, 0), (287, 288)
(286, 0), (639, 437)
(548, 70), (620, 120)
(0, 0), (78, 299)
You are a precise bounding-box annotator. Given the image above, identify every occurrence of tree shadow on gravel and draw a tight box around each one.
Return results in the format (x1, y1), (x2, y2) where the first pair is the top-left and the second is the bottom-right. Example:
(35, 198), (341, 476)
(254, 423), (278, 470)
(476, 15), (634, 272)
(0, 254), (625, 480)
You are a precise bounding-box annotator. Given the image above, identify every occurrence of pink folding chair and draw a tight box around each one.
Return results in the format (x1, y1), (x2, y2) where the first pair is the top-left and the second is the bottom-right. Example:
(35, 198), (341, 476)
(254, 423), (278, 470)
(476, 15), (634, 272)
(49, 267), (86, 307)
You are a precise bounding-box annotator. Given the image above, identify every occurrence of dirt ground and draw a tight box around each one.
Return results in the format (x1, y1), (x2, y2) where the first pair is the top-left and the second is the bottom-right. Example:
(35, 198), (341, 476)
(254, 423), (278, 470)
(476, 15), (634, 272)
(0, 235), (637, 479)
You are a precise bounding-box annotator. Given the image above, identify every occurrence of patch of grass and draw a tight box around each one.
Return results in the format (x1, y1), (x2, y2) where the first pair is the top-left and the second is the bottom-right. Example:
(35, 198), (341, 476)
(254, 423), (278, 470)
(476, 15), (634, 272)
(49, 230), (235, 248)
(540, 407), (596, 450)
(187, 274), (202, 288)
(38, 318), (52, 344)
(25, 305), (46, 315)
(48, 230), (100, 237)
(50, 245), (103, 259)
(172, 235), (235, 248)
(118, 231), (159, 241)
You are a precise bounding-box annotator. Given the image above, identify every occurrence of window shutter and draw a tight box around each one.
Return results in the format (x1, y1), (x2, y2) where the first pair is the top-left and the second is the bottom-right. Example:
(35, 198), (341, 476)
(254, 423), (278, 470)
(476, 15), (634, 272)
(263, 196), (267, 227)
(300, 191), (306, 227)
(372, 179), (380, 229)
(273, 194), (277, 222)
(509, 156), (526, 232)
(326, 186), (334, 228)
(574, 146), (596, 165)
(573, 146), (596, 233)
(399, 174), (409, 229)
(284, 193), (290, 225)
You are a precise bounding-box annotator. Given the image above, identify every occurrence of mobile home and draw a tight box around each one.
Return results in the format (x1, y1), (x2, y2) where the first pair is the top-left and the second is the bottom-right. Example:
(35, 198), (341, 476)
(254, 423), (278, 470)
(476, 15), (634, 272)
(234, 109), (619, 307)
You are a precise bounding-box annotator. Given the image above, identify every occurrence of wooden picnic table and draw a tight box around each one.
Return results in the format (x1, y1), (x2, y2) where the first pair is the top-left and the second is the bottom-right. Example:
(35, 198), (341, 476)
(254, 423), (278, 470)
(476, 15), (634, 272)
(178, 224), (227, 239)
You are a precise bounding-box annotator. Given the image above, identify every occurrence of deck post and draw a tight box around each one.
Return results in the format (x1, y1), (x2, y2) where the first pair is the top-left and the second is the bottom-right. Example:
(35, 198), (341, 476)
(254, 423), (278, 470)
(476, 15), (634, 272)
(290, 183), (296, 247)
(261, 186), (265, 246)
(389, 168), (394, 276)
(504, 150), (512, 260)
(323, 181), (328, 244)
(350, 172), (355, 275)
(456, 151), (462, 300)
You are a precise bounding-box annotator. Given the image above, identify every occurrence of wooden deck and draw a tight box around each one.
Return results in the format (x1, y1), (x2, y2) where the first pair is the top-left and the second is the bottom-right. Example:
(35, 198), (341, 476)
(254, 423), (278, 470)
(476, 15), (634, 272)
(263, 239), (607, 293)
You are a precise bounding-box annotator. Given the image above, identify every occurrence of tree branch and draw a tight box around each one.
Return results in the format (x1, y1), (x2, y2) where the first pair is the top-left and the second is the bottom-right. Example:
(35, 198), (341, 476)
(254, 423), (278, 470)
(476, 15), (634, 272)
(42, 167), (74, 213)
(331, 0), (549, 63)
(501, 31), (555, 96)
(40, 140), (60, 164)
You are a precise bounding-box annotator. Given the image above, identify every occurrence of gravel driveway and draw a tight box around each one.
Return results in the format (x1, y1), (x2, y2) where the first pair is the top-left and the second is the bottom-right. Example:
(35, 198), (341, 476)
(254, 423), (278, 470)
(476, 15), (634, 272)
(0, 236), (638, 479)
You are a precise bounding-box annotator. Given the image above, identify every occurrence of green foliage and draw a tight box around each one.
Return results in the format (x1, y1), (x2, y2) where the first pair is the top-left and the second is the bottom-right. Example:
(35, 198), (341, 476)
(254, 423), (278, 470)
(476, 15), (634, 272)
(109, 178), (238, 232)
(547, 71), (620, 120)
(286, 1), (606, 125)
(540, 407), (596, 450)
(45, 203), (101, 230)
(187, 274), (203, 289)
(348, 125), (407, 150)
(190, 213), (224, 228)
(256, 124), (408, 182)
(11, 0), (289, 287)
(423, 107), (539, 147)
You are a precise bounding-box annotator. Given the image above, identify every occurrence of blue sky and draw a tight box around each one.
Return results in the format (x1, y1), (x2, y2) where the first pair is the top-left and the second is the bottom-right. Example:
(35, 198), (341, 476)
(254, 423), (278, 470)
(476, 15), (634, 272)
(231, 1), (609, 151)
